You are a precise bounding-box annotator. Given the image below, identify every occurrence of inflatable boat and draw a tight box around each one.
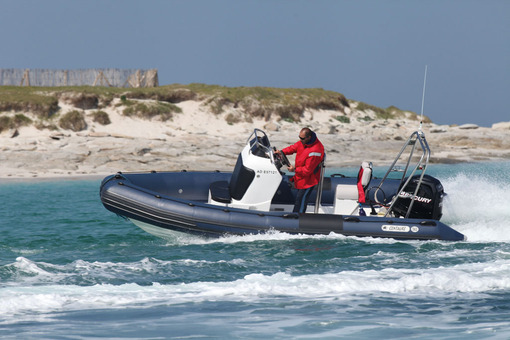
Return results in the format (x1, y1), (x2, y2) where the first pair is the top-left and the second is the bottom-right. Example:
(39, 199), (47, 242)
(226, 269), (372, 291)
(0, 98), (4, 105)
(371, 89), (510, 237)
(100, 129), (465, 241)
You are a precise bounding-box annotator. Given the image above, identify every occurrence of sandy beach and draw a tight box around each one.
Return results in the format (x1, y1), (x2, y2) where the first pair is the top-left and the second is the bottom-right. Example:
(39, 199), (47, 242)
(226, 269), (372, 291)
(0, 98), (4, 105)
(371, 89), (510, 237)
(1, 97), (509, 181)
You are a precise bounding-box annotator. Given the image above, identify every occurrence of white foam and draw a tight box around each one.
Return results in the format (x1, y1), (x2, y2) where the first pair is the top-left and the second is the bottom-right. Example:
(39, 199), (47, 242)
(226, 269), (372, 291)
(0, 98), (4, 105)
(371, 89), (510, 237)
(2, 258), (509, 323)
(441, 173), (510, 242)
(4, 256), (249, 287)
(162, 229), (417, 247)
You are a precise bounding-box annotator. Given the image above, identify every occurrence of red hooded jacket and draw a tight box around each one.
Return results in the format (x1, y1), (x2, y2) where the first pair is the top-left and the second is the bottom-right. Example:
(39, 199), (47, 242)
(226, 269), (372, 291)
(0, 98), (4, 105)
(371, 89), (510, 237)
(282, 132), (325, 189)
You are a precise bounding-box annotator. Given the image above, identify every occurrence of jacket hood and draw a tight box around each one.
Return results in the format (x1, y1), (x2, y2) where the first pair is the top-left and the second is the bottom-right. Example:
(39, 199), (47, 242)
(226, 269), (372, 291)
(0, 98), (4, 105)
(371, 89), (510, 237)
(305, 131), (318, 146)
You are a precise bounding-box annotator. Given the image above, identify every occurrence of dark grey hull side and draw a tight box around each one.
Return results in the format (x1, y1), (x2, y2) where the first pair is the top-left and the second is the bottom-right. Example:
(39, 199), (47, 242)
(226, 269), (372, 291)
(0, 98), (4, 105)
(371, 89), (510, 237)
(100, 171), (465, 241)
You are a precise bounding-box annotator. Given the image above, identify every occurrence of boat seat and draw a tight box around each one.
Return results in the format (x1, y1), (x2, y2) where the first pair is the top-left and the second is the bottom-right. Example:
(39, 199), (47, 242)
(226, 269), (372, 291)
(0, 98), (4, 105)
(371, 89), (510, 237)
(335, 184), (359, 200)
(209, 154), (255, 206)
(333, 161), (373, 215)
(209, 180), (231, 204)
(333, 184), (359, 214)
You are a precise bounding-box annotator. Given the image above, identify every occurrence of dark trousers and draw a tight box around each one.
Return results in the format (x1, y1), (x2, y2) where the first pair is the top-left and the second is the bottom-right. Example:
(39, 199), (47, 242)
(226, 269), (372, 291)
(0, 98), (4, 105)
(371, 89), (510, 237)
(293, 186), (316, 213)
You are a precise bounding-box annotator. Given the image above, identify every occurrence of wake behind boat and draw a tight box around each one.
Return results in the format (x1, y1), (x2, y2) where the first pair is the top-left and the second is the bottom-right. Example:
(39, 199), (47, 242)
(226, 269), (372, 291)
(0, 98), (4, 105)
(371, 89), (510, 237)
(100, 129), (465, 241)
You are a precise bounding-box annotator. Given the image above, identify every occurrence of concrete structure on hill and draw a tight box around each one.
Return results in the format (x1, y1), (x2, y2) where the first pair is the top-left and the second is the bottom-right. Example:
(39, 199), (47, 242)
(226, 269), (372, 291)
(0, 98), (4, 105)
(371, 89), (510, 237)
(0, 68), (158, 88)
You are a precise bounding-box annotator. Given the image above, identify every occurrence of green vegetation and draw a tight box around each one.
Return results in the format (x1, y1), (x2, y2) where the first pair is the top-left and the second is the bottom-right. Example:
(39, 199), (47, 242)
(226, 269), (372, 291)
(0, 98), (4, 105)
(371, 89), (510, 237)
(0, 84), (428, 133)
(225, 113), (241, 125)
(335, 115), (350, 124)
(187, 84), (349, 122)
(122, 101), (182, 121)
(0, 84), (352, 125)
(59, 110), (87, 131)
(353, 101), (428, 122)
(0, 113), (32, 133)
(91, 110), (111, 125)
(124, 87), (196, 103)
(358, 115), (374, 122)
(67, 92), (99, 110)
(355, 101), (392, 119)
(0, 86), (59, 118)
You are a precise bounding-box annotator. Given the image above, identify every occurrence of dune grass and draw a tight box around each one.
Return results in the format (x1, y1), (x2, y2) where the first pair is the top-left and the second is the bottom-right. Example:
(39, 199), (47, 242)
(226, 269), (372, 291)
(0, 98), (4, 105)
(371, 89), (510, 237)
(0, 84), (425, 132)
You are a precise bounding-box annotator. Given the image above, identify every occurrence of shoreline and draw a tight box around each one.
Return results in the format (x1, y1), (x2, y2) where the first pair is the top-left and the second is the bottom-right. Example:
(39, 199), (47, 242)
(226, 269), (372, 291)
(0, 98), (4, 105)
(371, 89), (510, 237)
(1, 98), (509, 181)
(2, 158), (509, 185)
(0, 173), (106, 183)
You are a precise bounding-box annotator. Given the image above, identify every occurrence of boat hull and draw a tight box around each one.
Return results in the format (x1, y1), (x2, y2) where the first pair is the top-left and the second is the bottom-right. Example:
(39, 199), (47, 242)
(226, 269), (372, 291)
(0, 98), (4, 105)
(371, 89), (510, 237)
(100, 171), (465, 241)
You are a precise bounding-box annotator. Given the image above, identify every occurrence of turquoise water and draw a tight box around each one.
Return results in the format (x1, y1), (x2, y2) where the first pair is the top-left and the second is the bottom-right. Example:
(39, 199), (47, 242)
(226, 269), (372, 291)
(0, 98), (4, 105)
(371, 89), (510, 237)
(1, 162), (510, 339)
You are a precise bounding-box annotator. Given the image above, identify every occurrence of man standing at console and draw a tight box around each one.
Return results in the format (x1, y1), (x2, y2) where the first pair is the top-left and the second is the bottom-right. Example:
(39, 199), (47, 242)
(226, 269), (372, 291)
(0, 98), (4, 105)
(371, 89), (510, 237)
(276, 127), (325, 213)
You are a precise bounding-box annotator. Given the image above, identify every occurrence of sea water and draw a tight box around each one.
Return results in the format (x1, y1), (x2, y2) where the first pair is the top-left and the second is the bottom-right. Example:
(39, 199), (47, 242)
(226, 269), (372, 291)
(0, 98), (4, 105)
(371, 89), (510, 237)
(1, 162), (509, 339)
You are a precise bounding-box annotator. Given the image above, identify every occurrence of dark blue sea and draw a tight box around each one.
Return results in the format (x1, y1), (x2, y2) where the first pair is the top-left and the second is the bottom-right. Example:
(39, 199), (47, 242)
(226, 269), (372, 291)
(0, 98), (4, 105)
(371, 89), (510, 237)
(1, 162), (509, 339)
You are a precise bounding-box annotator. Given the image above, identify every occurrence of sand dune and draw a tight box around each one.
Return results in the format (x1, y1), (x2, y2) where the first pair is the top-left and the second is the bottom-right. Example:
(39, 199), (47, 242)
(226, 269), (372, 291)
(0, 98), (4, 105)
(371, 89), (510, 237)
(1, 98), (509, 180)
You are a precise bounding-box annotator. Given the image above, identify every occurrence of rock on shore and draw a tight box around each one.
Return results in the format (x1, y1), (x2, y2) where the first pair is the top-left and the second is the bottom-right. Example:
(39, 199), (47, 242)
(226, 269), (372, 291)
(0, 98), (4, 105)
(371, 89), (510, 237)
(1, 97), (509, 180)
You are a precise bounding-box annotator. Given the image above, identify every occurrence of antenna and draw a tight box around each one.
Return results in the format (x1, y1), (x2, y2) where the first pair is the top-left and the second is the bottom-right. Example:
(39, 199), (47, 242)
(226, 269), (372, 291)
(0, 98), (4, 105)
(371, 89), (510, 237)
(419, 65), (428, 131)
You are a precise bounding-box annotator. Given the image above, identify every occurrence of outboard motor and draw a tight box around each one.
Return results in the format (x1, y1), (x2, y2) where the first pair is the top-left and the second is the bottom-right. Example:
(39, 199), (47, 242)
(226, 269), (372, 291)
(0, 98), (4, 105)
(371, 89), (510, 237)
(391, 174), (444, 220)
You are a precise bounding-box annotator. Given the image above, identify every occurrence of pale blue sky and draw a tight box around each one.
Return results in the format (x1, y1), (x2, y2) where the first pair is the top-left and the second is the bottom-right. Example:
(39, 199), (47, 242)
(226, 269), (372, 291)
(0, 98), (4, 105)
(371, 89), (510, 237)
(2, 0), (509, 126)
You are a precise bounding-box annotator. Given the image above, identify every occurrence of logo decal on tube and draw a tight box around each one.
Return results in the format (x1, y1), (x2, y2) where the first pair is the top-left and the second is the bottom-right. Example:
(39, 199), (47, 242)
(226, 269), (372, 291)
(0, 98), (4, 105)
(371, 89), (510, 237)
(382, 225), (410, 232)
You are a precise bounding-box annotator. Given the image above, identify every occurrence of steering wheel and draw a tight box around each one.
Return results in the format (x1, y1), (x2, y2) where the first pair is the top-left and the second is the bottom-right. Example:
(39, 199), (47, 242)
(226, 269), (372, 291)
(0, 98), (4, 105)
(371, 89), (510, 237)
(280, 152), (291, 167)
(273, 147), (291, 167)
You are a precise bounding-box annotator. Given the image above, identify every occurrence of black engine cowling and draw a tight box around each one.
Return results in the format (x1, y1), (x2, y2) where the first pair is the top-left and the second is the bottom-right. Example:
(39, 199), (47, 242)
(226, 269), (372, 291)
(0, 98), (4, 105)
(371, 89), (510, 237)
(392, 174), (444, 220)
